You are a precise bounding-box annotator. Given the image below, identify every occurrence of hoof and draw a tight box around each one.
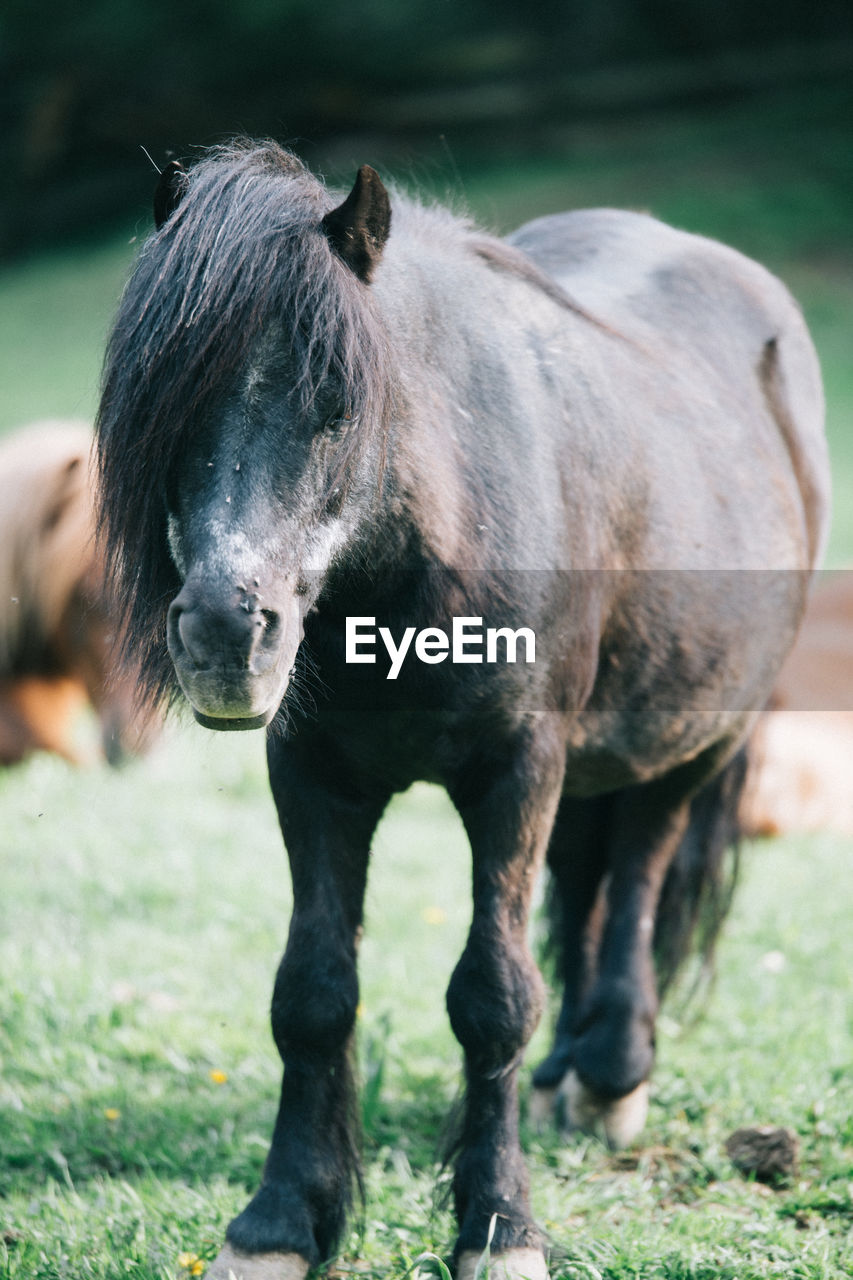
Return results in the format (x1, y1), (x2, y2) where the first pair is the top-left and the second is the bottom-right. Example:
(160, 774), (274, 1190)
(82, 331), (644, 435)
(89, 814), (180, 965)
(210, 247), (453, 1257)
(204, 1245), (310, 1280)
(456, 1247), (549, 1280)
(527, 1084), (559, 1132)
(561, 1070), (649, 1149)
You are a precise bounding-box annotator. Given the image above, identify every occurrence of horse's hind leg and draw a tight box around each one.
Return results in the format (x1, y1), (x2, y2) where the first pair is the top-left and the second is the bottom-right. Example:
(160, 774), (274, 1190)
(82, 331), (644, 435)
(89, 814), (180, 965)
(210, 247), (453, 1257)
(446, 721), (565, 1280)
(206, 735), (389, 1280)
(566, 769), (705, 1148)
(528, 794), (610, 1129)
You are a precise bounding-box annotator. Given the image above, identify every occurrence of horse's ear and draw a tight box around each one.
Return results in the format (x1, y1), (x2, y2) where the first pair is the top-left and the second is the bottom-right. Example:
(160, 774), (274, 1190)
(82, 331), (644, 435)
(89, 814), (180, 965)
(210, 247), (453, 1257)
(322, 166), (391, 283)
(153, 160), (188, 230)
(42, 455), (84, 535)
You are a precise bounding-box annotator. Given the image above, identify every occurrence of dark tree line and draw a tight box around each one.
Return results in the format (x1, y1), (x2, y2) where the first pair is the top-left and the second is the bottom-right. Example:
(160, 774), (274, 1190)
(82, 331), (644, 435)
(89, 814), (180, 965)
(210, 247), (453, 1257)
(2, 0), (852, 257)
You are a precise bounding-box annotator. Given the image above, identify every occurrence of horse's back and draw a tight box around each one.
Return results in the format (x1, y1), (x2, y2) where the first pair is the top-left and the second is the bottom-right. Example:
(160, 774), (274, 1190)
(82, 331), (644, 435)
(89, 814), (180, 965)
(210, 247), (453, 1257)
(0, 420), (95, 672)
(507, 207), (830, 570)
(0, 419), (94, 547)
(509, 207), (800, 338)
(0, 418), (94, 562)
(0, 418), (92, 474)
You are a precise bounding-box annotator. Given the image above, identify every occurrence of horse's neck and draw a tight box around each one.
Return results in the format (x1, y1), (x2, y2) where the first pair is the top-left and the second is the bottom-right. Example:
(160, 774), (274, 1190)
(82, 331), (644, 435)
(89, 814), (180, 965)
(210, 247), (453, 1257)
(368, 239), (504, 566)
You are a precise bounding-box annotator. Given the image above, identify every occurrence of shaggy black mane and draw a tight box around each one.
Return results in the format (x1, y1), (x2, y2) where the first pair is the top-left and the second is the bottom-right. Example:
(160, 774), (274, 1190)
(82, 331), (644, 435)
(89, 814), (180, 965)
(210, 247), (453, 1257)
(96, 140), (391, 708)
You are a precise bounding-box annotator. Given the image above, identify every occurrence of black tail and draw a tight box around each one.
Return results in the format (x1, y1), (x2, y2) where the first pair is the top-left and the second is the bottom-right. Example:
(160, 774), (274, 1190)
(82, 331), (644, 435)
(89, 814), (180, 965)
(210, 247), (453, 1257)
(653, 745), (749, 999)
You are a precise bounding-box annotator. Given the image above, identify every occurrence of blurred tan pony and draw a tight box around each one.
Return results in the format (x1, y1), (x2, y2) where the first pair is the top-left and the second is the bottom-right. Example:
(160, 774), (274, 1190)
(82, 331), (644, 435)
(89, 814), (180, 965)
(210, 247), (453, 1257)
(0, 420), (157, 765)
(741, 571), (853, 836)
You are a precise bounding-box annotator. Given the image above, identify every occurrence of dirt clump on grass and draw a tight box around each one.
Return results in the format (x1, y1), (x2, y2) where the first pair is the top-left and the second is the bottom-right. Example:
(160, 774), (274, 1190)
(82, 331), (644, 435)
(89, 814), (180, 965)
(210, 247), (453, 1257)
(725, 1125), (799, 1182)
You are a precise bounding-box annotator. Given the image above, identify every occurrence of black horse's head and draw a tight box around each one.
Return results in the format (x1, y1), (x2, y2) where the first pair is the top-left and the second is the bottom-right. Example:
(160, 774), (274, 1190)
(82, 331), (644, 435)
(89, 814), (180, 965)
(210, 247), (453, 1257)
(161, 338), (353, 729)
(97, 143), (392, 729)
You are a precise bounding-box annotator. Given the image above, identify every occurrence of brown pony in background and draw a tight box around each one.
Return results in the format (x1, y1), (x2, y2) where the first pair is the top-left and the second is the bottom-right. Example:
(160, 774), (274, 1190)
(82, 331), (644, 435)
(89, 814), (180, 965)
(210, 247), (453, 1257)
(742, 570), (853, 836)
(0, 421), (157, 766)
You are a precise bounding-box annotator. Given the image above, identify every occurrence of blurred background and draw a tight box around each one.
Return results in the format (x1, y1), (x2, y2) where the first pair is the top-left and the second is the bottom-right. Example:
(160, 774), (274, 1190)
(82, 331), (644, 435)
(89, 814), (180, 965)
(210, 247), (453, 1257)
(1, 0), (852, 550)
(2, 0), (853, 254)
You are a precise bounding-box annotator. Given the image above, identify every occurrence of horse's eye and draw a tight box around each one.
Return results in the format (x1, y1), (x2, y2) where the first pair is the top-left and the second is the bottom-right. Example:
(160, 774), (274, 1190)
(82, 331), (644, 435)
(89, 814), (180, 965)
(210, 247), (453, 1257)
(322, 410), (354, 434)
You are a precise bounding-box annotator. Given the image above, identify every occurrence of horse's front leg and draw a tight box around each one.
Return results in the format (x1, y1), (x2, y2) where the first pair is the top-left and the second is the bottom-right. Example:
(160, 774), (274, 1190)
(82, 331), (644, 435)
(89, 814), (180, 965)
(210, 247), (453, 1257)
(446, 722), (565, 1280)
(206, 736), (389, 1280)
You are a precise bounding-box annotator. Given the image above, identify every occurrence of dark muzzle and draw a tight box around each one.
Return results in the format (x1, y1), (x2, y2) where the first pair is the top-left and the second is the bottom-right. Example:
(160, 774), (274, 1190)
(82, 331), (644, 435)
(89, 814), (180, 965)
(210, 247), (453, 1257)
(167, 576), (299, 729)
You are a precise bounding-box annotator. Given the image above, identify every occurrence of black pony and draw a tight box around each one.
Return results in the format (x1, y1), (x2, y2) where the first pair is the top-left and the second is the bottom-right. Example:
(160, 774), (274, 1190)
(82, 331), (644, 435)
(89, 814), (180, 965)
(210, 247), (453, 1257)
(97, 142), (829, 1280)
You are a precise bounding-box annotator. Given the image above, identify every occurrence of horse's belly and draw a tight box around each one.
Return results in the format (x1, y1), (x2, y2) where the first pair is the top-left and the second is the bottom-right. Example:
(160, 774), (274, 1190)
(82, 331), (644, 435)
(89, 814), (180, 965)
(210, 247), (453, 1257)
(561, 703), (753, 796)
(555, 581), (808, 795)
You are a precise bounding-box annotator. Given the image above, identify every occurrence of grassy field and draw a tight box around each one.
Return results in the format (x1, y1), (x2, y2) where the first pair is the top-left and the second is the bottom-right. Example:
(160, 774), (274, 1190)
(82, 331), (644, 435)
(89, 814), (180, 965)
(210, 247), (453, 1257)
(1, 86), (853, 1279)
(2, 739), (852, 1279)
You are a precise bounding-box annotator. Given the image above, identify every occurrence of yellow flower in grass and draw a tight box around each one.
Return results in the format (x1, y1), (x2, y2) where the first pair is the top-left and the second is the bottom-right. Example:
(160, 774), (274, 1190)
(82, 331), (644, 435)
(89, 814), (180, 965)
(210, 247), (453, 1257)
(209, 1068), (228, 1085)
(177, 1252), (205, 1275)
(103, 1107), (120, 1122)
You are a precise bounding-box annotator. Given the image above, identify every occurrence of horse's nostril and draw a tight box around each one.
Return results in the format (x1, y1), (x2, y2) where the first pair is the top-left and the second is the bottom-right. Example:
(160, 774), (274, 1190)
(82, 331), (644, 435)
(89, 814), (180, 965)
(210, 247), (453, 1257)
(261, 608), (280, 635)
(257, 608), (282, 656)
(175, 605), (212, 670)
(167, 581), (288, 678)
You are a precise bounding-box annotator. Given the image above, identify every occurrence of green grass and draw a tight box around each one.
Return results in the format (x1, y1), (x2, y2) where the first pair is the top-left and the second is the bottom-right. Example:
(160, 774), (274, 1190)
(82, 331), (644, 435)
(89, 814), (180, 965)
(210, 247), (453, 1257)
(0, 236), (137, 431)
(1, 733), (852, 1279)
(2, 87), (853, 1278)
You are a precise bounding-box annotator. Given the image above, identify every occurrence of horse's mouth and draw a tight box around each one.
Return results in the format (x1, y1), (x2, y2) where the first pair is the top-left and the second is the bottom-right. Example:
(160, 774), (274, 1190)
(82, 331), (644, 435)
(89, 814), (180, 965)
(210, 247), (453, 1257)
(179, 672), (286, 730)
(173, 663), (289, 732)
(192, 707), (277, 731)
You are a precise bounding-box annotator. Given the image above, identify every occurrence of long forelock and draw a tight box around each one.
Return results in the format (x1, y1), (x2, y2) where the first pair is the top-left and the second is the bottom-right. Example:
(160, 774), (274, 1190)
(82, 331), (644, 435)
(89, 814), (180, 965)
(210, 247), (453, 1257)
(96, 140), (391, 708)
